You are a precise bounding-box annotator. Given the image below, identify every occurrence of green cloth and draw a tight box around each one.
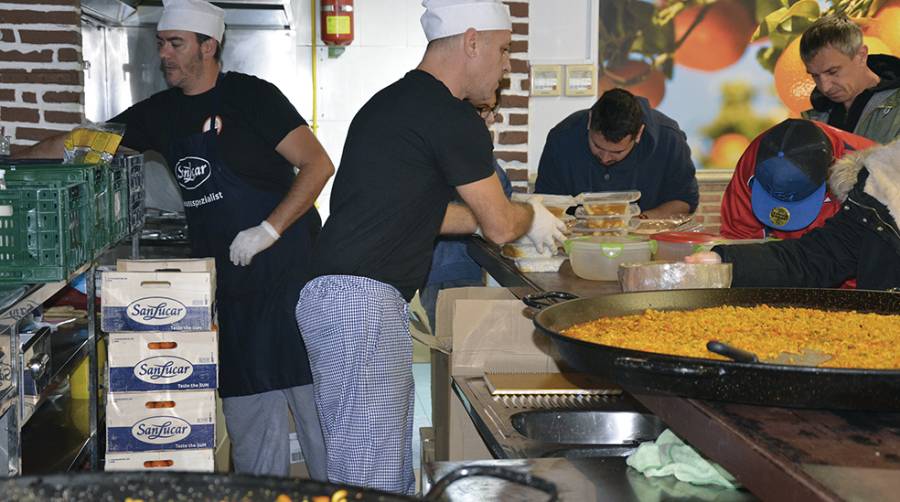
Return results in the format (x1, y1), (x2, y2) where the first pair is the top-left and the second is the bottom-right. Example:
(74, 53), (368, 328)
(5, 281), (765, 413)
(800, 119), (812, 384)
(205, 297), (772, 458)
(626, 429), (739, 489)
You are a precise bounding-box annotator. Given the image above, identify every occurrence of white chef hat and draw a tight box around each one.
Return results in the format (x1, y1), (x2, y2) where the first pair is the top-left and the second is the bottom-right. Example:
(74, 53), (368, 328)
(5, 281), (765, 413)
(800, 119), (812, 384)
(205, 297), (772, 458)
(420, 0), (512, 42)
(158, 0), (226, 43)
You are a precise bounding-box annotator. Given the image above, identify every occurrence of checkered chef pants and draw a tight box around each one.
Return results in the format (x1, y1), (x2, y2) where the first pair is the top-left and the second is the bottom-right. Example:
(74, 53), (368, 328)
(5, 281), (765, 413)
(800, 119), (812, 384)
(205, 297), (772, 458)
(295, 275), (415, 495)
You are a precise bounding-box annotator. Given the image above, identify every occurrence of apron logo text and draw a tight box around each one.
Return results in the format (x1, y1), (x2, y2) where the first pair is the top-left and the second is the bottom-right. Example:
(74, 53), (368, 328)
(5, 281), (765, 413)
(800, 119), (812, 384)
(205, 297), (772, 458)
(127, 297), (187, 325)
(132, 417), (191, 444)
(183, 191), (224, 209)
(175, 156), (212, 190)
(135, 356), (194, 383)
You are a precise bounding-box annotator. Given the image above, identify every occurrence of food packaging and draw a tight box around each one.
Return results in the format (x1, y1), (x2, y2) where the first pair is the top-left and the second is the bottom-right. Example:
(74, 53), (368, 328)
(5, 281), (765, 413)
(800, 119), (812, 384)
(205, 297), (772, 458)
(501, 240), (555, 259)
(513, 256), (567, 273)
(106, 390), (215, 452)
(618, 261), (733, 292)
(512, 193), (577, 218)
(579, 190), (641, 216)
(650, 231), (720, 261)
(105, 449), (214, 472)
(564, 235), (653, 281)
(108, 331), (218, 392)
(101, 271), (215, 332)
(630, 214), (696, 235)
(575, 205), (640, 229)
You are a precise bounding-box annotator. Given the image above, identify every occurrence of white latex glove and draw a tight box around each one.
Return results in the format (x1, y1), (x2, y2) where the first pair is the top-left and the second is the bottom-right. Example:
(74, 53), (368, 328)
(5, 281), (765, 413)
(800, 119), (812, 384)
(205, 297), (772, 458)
(525, 198), (567, 254)
(229, 220), (280, 266)
(684, 251), (723, 264)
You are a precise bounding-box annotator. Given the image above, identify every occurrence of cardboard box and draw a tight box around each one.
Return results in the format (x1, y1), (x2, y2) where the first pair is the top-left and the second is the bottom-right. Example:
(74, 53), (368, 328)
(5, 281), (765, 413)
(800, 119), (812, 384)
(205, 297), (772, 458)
(117, 258), (216, 284)
(430, 287), (563, 461)
(101, 271), (214, 332)
(108, 331), (218, 392)
(106, 390), (215, 452)
(105, 449), (214, 472)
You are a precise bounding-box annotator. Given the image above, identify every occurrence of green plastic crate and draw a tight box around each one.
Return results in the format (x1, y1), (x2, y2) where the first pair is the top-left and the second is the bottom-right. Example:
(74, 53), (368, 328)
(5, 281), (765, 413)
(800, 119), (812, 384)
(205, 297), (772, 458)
(3, 162), (111, 254)
(111, 153), (145, 233)
(0, 182), (92, 283)
(108, 162), (129, 243)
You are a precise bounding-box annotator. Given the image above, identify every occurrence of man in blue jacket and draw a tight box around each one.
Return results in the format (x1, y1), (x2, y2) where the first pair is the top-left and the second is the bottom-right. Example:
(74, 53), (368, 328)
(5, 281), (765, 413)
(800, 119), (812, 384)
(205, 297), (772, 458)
(535, 88), (699, 218)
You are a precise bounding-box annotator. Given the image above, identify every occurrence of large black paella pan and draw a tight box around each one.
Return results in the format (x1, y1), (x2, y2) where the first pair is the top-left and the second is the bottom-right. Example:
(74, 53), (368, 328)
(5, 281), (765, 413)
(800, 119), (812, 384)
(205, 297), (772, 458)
(526, 288), (900, 411)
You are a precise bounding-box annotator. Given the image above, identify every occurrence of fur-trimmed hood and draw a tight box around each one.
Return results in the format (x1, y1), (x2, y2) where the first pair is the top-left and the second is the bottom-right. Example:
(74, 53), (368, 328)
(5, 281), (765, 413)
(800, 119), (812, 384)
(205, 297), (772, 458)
(828, 138), (900, 224)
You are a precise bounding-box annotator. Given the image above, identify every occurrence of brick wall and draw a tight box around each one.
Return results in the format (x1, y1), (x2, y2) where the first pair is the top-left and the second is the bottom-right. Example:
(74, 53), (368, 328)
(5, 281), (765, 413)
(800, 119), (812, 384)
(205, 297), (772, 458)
(694, 172), (732, 235)
(493, 0), (529, 192)
(0, 0), (84, 154)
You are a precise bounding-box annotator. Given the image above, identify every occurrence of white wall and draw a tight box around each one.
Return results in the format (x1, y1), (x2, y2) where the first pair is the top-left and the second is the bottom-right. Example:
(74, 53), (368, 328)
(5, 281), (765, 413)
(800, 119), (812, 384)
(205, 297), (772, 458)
(291, 0), (429, 220)
(526, 0), (598, 183)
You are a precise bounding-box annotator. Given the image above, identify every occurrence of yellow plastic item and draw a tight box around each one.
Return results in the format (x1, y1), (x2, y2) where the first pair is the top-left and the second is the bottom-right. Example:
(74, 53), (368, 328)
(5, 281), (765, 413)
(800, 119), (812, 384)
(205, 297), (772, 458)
(63, 127), (123, 164)
(70, 336), (106, 400)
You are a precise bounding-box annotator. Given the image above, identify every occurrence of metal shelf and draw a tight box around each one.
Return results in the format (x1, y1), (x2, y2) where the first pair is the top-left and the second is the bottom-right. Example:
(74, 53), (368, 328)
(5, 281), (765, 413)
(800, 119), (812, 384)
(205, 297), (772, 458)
(21, 391), (93, 475)
(19, 327), (92, 428)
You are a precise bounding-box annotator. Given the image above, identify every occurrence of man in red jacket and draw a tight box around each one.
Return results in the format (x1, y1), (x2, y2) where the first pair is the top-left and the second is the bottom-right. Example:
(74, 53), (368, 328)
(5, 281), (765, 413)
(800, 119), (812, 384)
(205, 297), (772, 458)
(720, 119), (874, 240)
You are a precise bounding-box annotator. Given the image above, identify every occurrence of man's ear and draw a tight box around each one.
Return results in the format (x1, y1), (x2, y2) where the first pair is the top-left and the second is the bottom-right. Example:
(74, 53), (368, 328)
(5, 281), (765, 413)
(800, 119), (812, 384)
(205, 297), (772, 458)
(855, 42), (869, 65)
(201, 38), (217, 59)
(463, 27), (479, 58)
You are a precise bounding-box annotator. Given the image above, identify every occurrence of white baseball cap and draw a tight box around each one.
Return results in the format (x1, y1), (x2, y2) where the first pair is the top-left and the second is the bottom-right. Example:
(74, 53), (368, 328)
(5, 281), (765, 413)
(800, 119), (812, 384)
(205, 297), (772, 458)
(158, 0), (226, 43)
(420, 0), (512, 42)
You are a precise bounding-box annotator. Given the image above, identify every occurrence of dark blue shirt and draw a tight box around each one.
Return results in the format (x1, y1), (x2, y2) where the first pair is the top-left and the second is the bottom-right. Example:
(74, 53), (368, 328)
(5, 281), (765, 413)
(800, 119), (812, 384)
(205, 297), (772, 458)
(534, 97), (699, 212)
(426, 161), (513, 285)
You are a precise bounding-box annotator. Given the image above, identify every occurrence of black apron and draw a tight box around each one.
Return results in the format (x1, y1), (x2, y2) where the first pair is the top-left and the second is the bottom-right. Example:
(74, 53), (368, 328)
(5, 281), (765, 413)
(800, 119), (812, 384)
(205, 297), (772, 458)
(167, 75), (320, 397)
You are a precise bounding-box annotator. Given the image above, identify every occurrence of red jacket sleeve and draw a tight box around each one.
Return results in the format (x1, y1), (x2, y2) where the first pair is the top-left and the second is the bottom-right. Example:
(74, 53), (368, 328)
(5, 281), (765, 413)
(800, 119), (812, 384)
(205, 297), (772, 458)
(719, 140), (765, 239)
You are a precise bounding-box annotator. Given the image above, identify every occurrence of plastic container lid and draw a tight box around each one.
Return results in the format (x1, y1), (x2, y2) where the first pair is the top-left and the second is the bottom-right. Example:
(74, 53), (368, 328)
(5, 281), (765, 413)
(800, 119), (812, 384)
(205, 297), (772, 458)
(574, 204), (641, 220)
(564, 235), (652, 256)
(579, 191), (641, 203)
(651, 231), (719, 244)
(512, 193), (577, 207)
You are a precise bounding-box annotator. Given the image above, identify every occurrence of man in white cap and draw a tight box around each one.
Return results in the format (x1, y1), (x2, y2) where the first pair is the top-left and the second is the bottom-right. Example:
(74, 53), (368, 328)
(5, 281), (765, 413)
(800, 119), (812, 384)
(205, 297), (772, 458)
(18, 0), (333, 480)
(295, 0), (565, 494)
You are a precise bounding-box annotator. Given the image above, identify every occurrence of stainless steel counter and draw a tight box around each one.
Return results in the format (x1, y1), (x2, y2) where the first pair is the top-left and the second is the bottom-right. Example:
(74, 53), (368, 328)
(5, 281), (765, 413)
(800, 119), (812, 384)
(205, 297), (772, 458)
(424, 457), (756, 501)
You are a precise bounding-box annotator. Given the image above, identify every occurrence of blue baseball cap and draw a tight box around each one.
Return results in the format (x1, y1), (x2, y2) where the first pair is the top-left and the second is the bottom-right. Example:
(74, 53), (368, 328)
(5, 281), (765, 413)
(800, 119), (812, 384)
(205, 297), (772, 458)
(749, 120), (833, 232)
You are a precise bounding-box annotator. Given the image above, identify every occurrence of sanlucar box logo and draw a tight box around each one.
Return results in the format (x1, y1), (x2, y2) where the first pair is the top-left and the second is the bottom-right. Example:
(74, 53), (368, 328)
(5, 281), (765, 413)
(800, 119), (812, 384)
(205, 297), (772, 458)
(134, 356), (194, 384)
(175, 156), (212, 190)
(132, 417), (192, 444)
(127, 297), (187, 325)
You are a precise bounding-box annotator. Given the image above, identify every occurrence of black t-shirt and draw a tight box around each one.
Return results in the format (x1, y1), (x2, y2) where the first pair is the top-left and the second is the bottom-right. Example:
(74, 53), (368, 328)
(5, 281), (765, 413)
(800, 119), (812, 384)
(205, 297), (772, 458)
(110, 71), (306, 193)
(311, 69), (494, 301)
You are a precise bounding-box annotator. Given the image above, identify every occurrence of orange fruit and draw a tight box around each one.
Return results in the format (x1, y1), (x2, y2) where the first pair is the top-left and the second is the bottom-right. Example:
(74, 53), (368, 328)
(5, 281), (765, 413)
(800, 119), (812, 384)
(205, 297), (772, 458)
(773, 37), (816, 115)
(868, 1), (900, 55)
(863, 35), (892, 56)
(598, 60), (666, 108)
(708, 133), (750, 169)
(673, 0), (756, 72)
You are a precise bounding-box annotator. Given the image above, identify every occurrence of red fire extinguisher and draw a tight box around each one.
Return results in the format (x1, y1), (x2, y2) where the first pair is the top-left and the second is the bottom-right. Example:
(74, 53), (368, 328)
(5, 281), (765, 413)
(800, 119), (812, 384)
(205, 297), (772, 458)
(320, 0), (354, 46)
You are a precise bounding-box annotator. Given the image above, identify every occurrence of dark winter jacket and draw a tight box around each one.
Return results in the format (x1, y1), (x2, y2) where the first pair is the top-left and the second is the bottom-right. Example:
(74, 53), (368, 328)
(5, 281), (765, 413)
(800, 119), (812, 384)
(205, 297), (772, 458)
(714, 139), (900, 290)
(534, 97), (699, 212)
(803, 54), (900, 144)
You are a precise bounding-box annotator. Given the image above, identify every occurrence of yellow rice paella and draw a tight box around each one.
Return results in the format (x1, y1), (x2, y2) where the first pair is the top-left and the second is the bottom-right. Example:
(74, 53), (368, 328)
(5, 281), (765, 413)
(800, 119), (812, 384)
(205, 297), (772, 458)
(562, 304), (900, 369)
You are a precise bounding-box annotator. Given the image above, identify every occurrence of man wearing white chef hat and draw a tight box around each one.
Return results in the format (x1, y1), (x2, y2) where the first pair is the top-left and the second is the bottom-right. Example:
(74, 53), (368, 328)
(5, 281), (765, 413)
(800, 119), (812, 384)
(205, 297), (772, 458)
(295, 0), (565, 495)
(18, 0), (333, 481)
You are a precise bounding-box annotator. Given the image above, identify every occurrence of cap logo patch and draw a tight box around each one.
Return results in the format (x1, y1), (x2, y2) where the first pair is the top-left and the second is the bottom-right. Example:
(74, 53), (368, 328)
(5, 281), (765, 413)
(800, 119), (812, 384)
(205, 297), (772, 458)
(769, 207), (791, 227)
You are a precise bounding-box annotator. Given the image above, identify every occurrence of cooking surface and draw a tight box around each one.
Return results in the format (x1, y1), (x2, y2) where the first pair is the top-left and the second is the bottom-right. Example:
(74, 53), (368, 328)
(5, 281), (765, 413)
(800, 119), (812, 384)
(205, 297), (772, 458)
(466, 236), (900, 501)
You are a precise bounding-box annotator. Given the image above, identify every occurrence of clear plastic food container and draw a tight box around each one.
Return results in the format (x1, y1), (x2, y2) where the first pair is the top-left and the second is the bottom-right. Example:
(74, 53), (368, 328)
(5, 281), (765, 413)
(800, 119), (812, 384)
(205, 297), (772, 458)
(574, 205), (640, 229)
(618, 261), (733, 292)
(512, 193), (577, 218)
(501, 241), (555, 259)
(630, 214), (695, 235)
(650, 231), (720, 261)
(579, 191), (641, 216)
(564, 235), (653, 281)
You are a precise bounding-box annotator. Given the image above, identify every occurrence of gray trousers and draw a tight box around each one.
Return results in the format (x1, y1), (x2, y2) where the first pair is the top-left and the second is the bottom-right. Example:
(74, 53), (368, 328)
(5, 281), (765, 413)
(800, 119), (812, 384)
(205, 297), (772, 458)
(222, 385), (327, 480)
